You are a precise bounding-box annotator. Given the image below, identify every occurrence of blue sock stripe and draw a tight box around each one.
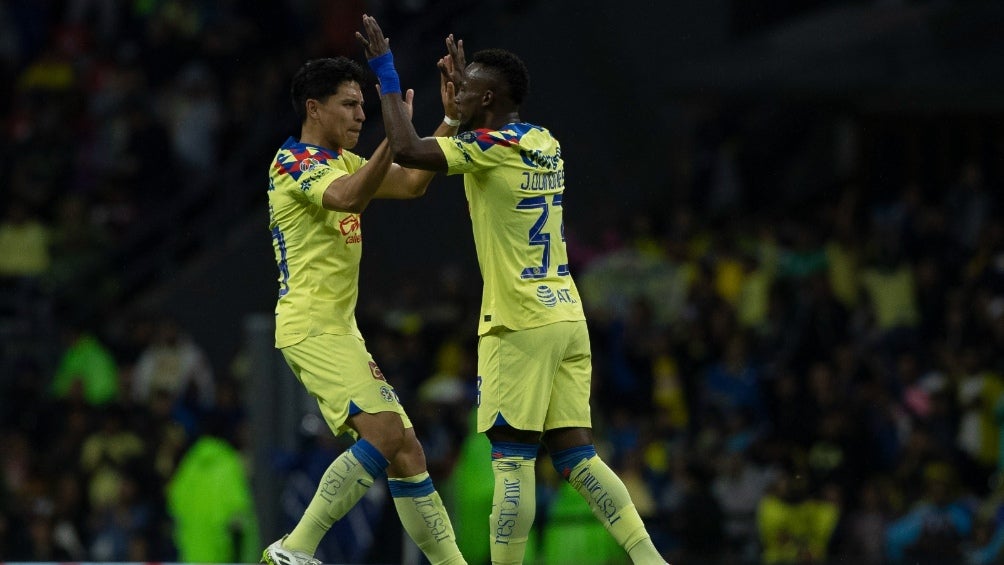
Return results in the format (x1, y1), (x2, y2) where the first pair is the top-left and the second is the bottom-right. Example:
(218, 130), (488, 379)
(551, 445), (596, 477)
(350, 439), (389, 478)
(490, 441), (539, 460)
(388, 476), (436, 498)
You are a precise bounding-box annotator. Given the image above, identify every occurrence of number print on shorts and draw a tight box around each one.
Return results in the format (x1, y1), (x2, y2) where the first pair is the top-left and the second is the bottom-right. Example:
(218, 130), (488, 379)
(476, 375), (483, 407)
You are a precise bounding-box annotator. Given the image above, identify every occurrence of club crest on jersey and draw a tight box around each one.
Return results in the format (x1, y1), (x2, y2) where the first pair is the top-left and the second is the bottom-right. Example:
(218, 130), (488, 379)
(299, 157), (321, 172)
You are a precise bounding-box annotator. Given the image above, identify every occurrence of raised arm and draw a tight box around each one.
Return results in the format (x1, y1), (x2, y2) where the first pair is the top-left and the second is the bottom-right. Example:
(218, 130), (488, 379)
(374, 96), (458, 198)
(357, 14), (450, 172)
(371, 40), (462, 198)
(322, 137), (393, 212)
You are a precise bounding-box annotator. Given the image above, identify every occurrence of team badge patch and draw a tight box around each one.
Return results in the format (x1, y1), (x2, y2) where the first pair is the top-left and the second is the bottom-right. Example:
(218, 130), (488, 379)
(379, 386), (395, 403)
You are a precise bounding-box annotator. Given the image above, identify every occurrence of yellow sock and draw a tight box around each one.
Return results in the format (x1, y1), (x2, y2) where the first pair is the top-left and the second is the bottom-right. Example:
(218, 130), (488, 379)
(561, 451), (663, 564)
(489, 442), (538, 565)
(390, 472), (466, 565)
(284, 439), (387, 555)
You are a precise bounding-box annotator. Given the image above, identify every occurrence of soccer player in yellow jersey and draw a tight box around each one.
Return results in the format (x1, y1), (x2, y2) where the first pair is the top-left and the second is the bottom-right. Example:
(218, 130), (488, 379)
(358, 15), (668, 565)
(261, 56), (467, 565)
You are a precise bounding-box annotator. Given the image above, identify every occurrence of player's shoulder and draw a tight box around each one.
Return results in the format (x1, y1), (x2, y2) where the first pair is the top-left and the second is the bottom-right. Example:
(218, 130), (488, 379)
(454, 122), (554, 152)
(271, 137), (346, 180)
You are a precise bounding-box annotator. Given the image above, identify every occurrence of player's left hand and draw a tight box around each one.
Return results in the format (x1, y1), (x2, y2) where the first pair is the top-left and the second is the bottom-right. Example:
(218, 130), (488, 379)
(442, 34), (468, 86)
(356, 14), (390, 60)
(438, 54), (459, 119)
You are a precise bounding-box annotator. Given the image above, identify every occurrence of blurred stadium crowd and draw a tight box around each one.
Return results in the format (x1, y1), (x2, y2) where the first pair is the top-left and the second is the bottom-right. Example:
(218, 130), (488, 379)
(2, 1), (1004, 564)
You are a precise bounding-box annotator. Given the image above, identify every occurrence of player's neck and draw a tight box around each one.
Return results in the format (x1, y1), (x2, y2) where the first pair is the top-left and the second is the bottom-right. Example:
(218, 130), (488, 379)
(484, 110), (521, 130)
(299, 128), (339, 152)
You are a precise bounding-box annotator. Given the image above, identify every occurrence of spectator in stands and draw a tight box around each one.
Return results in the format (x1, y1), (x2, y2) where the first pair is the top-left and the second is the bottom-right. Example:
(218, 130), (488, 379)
(166, 412), (260, 563)
(78, 405), (145, 512)
(886, 461), (974, 564)
(840, 476), (898, 565)
(701, 332), (765, 427)
(757, 465), (840, 564)
(0, 198), (50, 280)
(860, 245), (921, 352)
(50, 315), (119, 406)
(131, 315), (216, 419)
(713, 447), (777, 562)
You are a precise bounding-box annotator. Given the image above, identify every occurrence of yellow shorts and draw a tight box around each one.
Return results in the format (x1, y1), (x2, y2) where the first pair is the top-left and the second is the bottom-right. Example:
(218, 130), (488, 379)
(476, 320), (592, 433)
(281, 333), (412, 438)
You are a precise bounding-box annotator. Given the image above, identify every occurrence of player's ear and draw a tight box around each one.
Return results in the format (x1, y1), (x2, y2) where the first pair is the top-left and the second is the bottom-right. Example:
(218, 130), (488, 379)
(482, 89), (494, 107)
(306, 98), (319, 119)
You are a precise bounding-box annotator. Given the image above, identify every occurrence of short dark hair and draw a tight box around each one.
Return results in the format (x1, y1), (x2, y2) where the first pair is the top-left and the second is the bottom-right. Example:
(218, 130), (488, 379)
(471, 48), (529, 106)
(290, 57), (366, 123)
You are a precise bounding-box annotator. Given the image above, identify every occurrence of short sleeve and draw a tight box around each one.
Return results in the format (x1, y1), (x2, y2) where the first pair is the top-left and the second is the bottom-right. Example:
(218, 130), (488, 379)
(436, 131), (510, 175)
(295, 162), (348, 208)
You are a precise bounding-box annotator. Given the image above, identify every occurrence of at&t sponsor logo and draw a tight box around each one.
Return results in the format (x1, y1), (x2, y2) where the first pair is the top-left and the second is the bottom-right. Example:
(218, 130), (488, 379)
(536, 285), (577, 307)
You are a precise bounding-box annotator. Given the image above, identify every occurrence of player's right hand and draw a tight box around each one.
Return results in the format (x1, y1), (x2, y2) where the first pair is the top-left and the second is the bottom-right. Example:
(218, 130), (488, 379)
(356, 14), (390, 60)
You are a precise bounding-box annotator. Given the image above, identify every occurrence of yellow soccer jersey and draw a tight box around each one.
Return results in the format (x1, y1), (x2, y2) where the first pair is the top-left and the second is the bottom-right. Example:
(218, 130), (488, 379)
(268, 136), (365, 347)
(436, 123), (586, 335)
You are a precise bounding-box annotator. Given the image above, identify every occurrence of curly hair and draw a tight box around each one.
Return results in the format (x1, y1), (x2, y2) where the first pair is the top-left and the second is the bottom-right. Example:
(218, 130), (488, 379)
(471, 48), (530, 106)
(290, 57), (366, 123)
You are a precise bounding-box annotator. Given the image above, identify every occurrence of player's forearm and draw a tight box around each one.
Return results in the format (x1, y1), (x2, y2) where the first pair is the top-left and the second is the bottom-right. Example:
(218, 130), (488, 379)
(381, 93), (425, 163)
(403, 120), (457, 182)
(395, 120), (456, 183)
(377, 119), (457, 199)
(322, 140), (393, 212)
(380, 96), (451, 171)
(389, 166), (434, 199)
(364, 46), (449, 171)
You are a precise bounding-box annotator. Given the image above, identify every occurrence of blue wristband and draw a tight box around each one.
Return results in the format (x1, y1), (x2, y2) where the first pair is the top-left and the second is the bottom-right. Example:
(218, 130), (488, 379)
(367, 51), (401, 95)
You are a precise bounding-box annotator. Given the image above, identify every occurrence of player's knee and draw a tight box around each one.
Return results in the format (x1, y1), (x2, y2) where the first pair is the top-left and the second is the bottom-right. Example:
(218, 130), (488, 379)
(377, 425), (407, 457)
(542, 426), (593, 453)
(387, 433), (428, 477)
(357, 413), (407, 458)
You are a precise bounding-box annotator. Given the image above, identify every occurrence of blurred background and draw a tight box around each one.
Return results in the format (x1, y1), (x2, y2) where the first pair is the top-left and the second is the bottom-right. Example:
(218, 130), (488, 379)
(2, 0), (1004, 564)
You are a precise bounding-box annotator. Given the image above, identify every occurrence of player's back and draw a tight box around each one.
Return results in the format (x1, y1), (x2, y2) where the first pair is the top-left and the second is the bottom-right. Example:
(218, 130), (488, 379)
(452, 123), (585, 335)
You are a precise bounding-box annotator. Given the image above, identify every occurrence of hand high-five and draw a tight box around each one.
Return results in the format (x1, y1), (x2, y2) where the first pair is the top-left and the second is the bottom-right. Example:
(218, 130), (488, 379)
(437, 34), (467, 124)
(438, 53), (458, 119)
(355, 14), (390, 60)
(439, 34), (467, 91)
(355, 15), (414, 118)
